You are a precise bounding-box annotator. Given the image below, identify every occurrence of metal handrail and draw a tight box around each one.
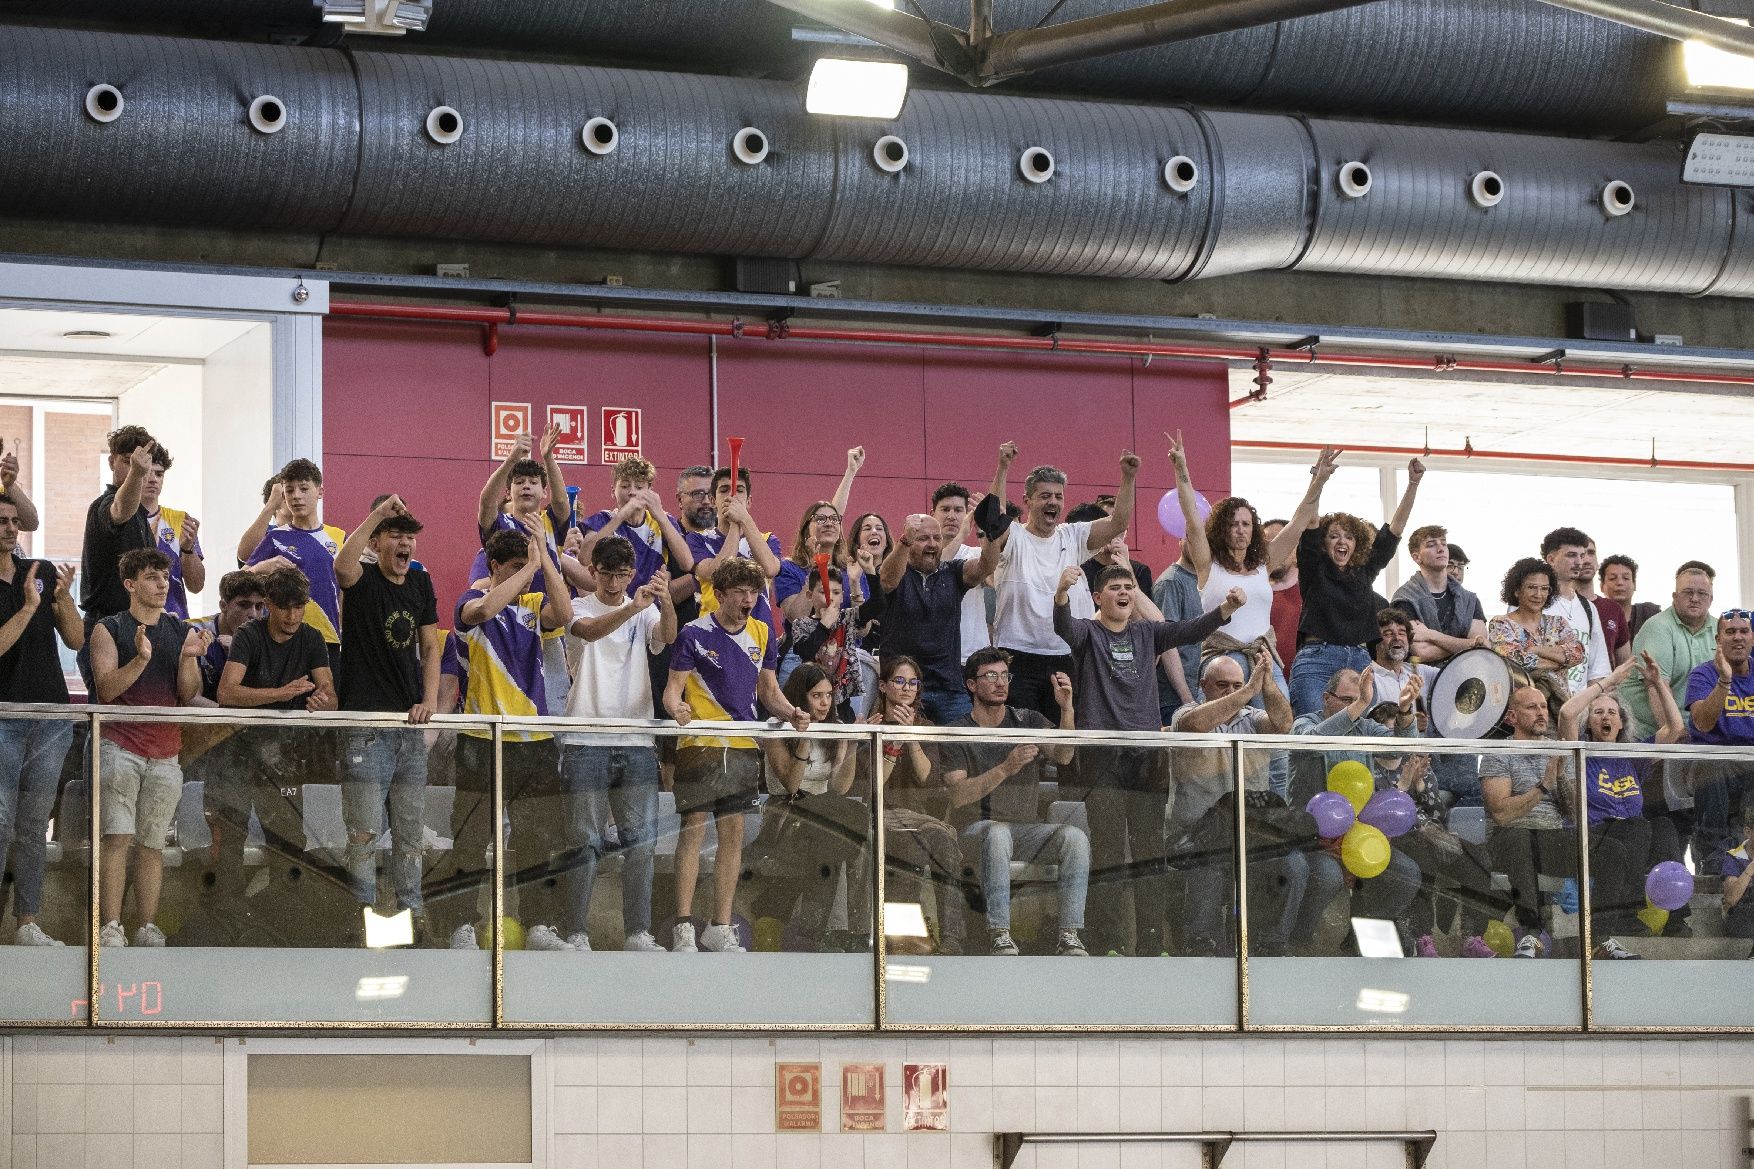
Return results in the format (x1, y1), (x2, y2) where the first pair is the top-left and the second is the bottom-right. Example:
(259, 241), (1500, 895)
(996, 1129), (1438, 1169)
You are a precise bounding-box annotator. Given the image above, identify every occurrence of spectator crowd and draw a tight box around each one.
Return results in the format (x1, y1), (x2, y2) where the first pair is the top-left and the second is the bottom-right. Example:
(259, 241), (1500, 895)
(0, 424), (1747, 964)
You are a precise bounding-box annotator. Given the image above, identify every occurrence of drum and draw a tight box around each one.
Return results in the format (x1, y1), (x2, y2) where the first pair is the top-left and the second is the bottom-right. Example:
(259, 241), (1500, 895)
(1428, 647), (1533, 740)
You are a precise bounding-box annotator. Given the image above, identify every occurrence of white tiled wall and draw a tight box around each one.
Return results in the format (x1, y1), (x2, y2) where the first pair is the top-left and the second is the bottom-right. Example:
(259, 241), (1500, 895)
(5, 1033), (1751, 1169)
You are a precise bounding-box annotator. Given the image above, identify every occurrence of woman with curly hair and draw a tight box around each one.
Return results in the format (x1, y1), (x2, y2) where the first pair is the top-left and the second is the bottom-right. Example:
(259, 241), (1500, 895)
(1487, 557), (1586, 684)
(1286, 448), (1426, 716)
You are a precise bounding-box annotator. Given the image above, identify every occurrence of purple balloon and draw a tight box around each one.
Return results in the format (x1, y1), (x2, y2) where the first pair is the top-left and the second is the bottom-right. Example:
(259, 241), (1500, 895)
(1645, 861), (1695, 912)
(1305, 790), (1355, 839)
(1359, 789), (1417, 838)
(1156, 489), (1212, 540)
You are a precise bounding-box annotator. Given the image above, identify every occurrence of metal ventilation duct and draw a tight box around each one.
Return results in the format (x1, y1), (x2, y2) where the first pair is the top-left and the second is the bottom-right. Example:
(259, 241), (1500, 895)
(2, 0), (1682, 132)
(2, 25), (1750, 297)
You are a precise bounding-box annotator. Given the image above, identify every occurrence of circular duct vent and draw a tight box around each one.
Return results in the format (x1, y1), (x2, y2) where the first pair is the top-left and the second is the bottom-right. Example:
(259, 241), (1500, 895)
(248, 95), (287, 135)
(425, 106), (464, 145)
(581, 117), (618, 156)
(1337, 160), (1372, 198)
(733, 126), (769, 165)
(1602, 180), (1635, 217)
(1470, 170), (1504, 208)
(85, 84), (124, 124)
(873, 135), (909, 174)
(1163, 155), (1199, 194)
(1019, 146), (1055, 184)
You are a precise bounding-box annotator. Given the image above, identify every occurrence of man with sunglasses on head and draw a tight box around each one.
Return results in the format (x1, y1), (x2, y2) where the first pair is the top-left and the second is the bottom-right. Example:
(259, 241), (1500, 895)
(1685, 607), (1754, 869)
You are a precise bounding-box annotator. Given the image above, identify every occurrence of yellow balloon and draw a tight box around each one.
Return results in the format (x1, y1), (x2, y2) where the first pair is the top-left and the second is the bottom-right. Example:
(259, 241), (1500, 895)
(1340, 822), (1391, 879)
(1636, 904), (1669, 935)
(1483, 919), (1516, 957)
(754, 917), (785, 952)
(477, 917), (525, 951)
(1327, 760), (1374, 813)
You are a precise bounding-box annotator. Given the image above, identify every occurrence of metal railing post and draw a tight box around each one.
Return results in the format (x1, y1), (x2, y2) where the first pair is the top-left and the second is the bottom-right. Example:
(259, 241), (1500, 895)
(491, 720), (505, 1030)
(1233, 739), (1250, 1031)
(1575, 745), (1593, 1032)
(87, 711), (101, 1028)
(872, 727), (888, 1030)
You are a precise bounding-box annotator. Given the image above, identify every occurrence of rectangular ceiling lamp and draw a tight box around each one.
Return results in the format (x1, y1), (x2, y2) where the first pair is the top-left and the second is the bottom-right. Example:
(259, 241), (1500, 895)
(806, 58), (909, 119)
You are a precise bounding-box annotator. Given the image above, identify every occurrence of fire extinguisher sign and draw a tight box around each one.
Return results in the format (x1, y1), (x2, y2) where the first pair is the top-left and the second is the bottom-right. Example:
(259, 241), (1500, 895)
(601, 407), (642, 463)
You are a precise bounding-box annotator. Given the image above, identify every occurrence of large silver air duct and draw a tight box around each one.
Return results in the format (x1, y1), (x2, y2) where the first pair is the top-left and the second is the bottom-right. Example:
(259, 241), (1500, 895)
(2, 25), (1748, 297)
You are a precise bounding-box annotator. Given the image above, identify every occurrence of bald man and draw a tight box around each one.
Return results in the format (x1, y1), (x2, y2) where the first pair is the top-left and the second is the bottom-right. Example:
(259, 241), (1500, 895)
(1479, 686), (1578, 957)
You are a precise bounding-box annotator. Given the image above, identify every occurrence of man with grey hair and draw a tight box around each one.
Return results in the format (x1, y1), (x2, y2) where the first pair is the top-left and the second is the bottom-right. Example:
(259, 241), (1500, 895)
(978, 441), (1138, 719)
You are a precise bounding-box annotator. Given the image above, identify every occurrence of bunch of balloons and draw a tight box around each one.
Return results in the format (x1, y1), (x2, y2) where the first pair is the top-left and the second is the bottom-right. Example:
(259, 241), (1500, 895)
(1304, 759), (1417, 880)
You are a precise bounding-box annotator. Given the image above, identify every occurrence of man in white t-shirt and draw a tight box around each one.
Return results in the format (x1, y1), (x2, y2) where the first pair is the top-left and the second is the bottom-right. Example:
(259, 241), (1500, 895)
(561, 536), (676, 953)
(978, 441), (1139, 719)
(1541, 526), (1611, 695)
(930, 483), (992, 663)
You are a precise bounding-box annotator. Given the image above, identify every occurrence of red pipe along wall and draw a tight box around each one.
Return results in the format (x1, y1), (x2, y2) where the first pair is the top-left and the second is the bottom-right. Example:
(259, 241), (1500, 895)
(322, 319), (1232, 621)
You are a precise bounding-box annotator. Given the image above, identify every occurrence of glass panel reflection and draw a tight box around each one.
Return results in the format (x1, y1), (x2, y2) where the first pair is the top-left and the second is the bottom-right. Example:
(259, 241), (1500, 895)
(0, 710), (88, 1022)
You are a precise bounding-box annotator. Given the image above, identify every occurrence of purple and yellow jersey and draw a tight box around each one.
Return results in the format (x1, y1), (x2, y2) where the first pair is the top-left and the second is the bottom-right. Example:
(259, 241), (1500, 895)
(670, 612), (777, 749)
(456, 588), (549, 740)
(247, 522), (345, 644)
(151, 506), (204, 619)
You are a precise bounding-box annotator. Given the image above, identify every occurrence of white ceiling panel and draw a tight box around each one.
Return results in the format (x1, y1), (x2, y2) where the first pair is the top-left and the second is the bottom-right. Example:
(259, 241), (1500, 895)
(0, 307), (260, 359)
(0, 355), (164, 400)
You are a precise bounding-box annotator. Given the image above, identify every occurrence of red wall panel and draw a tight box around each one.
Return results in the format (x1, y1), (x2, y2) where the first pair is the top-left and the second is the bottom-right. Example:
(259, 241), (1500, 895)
(322, 320), (1231, 624)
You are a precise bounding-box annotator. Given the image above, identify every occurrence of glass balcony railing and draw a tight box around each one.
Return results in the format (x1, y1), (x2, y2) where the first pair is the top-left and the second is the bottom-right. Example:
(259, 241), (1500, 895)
(6, 704), (1753, 1033)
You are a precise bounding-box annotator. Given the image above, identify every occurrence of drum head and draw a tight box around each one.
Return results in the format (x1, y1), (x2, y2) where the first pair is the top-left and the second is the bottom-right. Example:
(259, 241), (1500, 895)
(1430, 648), (1516, 740)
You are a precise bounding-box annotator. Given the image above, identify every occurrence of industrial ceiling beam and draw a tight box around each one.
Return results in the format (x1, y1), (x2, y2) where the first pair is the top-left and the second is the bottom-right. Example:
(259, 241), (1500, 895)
(977, 0), (1380, 80)
(760, 0), (977, 78)
(1530, 0), (1754, 56)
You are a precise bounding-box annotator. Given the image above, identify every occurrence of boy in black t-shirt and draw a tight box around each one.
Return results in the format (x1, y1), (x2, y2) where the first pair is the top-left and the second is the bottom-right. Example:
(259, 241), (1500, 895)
(0, 493), (83, 945)
(334, 495), (441, 921)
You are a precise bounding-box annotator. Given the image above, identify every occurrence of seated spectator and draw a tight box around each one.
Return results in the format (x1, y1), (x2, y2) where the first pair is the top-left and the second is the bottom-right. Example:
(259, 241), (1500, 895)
(1391, 525), (1486, 664)
(1055, 564), (1239, 956)
(880, 513), (997, 725)
(1559, 651), (1685, 957)
(1287, 451), (1424, 717)
(1287, 669), (1425, 955)
(754, 665), (863, 950)
(89, 548), (210, 947)
(940, 649), (1086, 956)
(1717, 809), (1754, 941)
(1168, 652), (1296, 955)
(1602, 554), (1661, 642)
(664, 556), (810, 954)
(1480, 687), (1578, 958)
(1684, 608), (1754, 868)
(1487, 558), (1584, 708)
(1366, 608), (1438, 705)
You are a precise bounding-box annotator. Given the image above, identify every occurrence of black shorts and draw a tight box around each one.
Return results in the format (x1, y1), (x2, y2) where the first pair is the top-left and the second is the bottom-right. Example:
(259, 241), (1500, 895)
(673, 745), (764, 817)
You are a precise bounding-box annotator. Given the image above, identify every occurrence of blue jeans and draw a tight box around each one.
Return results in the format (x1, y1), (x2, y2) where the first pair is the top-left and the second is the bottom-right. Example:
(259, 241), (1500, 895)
(961, 820), (1089, 931)
(341, 731), (429, 911)
(561, 744), (660, 937)
(919, 685), (973, 727)
(0, 719), (74, 917)
(1289, 642), (1371, 719)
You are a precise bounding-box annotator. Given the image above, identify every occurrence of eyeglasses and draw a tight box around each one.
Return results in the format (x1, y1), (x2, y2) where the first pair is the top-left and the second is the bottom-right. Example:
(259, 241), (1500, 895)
(680, 489), (712, 500)
(974, 671), (1012, 684)
(812, 512), (842, 525)
(1679, 589), (1713, 600)
(886, 677), (921, 689)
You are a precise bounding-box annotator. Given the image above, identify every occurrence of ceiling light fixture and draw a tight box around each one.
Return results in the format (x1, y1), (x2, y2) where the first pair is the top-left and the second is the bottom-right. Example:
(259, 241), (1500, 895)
(320, 0), (432, 35)
(1686, 17), (1754, 89)
(805, 58), (909, 119)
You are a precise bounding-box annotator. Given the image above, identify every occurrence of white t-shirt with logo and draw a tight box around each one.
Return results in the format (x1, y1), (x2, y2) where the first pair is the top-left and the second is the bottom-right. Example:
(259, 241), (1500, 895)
(564, 593), (665, 746)
(993, 520), (1096, 656)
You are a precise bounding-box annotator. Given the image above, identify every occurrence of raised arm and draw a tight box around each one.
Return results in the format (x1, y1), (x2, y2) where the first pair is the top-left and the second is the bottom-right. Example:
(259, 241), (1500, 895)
(177, 515), (205, 594)
(538, 422), (570, 529)
(458, 555), (538, 629)
(1166, 431), (1212, 583)
(110, 444), (154, 526)
(1560, 655), (1637, 738)
(335, 494), (405, 588)
(831, 446), (865, 518)
(0, 563), (43, 659)
(476, 433), (533, 533)
(1639, 651), (1685, 744)
(1388, 457), (1424, 537)
(176, 626), (210, 705)
(984, 441), (1018, 556)
(1, 446), (39, 531)
(91, 622), (150, 705)
(881, 514), (927, 595)
(1693, 646), (1735, 736)
(1088, 450), (1140, 551)
(1258, 651), (1293, 734)
(1272, 447), (1341, 571)
(533, 531), (572, 631)
(1173, 658), (1267, 733)
(236, 481), (284, 564)
(51, 564), (82, 652)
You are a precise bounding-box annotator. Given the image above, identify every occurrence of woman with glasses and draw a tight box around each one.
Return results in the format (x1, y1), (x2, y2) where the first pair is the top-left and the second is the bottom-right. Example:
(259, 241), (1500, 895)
(776, 498), (881, 707)
(1488, 558), (1586, 702)
(862, 654), (969, 952)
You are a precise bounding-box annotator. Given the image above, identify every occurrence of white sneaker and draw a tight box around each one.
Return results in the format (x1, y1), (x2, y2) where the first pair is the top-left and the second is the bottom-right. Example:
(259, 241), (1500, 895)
(1513, 935), (1542, 959)
(700, 922), (746, 953)
(133, 924), (166, 948)
(623, 931), (664, 953)
(1597, 938), (1642, 960)
(526, 925), (575, 952)
(672, 922), (698, 953)
(15, 923), (64, 947)
(449, 924), (478, 950)
(99, 921), (128, 948)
